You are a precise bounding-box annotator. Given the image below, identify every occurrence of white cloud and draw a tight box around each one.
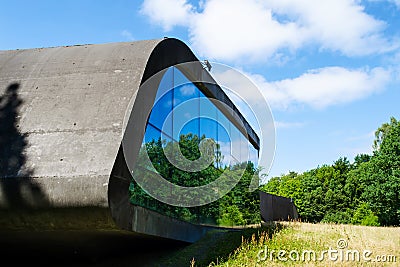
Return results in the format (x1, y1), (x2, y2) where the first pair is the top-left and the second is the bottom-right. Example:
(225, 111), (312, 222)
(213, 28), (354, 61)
(345, 130), (375, 141)
(140, 1), (395, 110)
(121, 30), (135, 41)
(265, 66), (390, 109)
(140, 0), (195, 31)
(267, 0), (393, 56)
(274, 67), (390, 108)
(189, 0), (303, 61)
(179, 85), (196, 96)
(141, 0), (396, 61)
(214, 66), (391, 110)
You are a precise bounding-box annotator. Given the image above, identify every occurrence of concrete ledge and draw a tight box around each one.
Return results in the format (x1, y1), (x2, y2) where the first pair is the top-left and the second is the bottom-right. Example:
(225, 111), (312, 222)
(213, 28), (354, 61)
(131, 205), (211, 243)
(0, 207), (115, 230)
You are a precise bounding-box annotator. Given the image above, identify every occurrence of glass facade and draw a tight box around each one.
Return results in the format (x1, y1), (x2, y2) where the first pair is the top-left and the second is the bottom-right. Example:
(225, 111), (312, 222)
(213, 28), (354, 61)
(129, 66), (260, 227)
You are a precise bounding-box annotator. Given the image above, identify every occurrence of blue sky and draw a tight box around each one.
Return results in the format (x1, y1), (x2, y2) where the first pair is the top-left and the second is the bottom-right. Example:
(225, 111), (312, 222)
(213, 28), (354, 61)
(1, 0), (399, 180)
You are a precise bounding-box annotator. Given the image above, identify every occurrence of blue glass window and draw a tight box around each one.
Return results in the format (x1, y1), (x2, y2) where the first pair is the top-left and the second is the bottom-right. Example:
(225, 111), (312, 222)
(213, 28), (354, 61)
(144, 123), (161, 143)
(217, 110), (231, 168)
(199, 91), (217, 142)
(148, 68), (173, 137)
(173, 72), (199, 140)
(130, 65), (260, 227)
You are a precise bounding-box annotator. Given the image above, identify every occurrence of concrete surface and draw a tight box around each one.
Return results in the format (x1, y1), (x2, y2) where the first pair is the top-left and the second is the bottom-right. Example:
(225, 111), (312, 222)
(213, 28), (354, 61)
(0, 38), (260, 243)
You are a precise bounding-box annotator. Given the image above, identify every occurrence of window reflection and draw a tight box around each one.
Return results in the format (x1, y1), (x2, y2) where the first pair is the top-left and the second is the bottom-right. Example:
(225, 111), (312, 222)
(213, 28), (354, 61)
(230, 125), (241, 164)
(199, 93), (217, 140)
(217, 110), (231, 168)
(144, 123), (161, 144)
(148, 89), (173, 137)
(130, 66), (260, 227)
(239, 131), (249, 164)
(249, 144), (259, 169)
(173, 82), (199, 140)
(155, 67), (174, 101)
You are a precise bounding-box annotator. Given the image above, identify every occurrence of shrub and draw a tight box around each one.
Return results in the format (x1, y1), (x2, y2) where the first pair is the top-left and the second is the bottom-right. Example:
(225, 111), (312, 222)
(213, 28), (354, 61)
(352, 203), (380, 226)
(321, 210), (352, 224)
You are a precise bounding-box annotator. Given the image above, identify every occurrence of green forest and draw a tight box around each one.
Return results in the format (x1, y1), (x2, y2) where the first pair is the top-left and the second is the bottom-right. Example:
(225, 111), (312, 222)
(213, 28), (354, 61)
(260, 117), (400, 226)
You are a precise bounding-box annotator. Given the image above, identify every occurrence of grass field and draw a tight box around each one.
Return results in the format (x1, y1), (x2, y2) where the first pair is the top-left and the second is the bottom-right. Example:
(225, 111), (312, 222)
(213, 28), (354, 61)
(209, 222), (399, 266)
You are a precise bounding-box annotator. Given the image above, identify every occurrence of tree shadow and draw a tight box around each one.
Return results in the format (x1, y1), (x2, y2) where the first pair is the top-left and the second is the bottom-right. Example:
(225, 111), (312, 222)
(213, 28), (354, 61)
(0, 83), (48, 209)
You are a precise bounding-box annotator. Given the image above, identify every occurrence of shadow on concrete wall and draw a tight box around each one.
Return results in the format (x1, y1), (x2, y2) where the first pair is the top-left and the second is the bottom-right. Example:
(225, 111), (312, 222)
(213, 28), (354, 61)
(0, 83), (48, 209)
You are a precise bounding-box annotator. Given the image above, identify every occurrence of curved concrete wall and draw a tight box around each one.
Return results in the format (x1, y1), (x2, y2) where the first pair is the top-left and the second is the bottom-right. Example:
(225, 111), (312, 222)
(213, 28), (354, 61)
(0, 38), (259, 242)
(0, 40), (161, 209)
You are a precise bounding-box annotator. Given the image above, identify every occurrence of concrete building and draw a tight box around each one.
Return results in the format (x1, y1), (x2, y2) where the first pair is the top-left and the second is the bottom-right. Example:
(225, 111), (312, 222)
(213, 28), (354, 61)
(0, 38), (261, 242)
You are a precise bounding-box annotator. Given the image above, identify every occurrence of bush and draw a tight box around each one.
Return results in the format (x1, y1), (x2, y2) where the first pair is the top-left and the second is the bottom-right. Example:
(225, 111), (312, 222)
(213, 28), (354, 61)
(352, 203), (380, 226)
(217, 205), (246, 226)
(321, 210), (352, 224)
(360, 214), (380, 226)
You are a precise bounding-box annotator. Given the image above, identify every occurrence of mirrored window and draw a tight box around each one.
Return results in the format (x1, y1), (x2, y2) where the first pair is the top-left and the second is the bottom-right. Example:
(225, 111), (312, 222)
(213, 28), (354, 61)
(130, 65), (260, 227)
(173, 81), (199, 140)
(148, 70), (173, 137)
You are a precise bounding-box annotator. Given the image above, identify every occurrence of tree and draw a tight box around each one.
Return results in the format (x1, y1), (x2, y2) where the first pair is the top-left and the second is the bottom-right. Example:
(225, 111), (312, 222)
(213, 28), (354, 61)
(347, 117), (400, 225)
(353, 154), (371, 167)
(373, 117), (399, 151)
(259, 116), (400, 226)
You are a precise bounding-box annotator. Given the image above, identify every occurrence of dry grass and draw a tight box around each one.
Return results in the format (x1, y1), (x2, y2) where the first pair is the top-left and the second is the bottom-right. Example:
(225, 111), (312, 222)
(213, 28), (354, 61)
(212, 222), (399, 266)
